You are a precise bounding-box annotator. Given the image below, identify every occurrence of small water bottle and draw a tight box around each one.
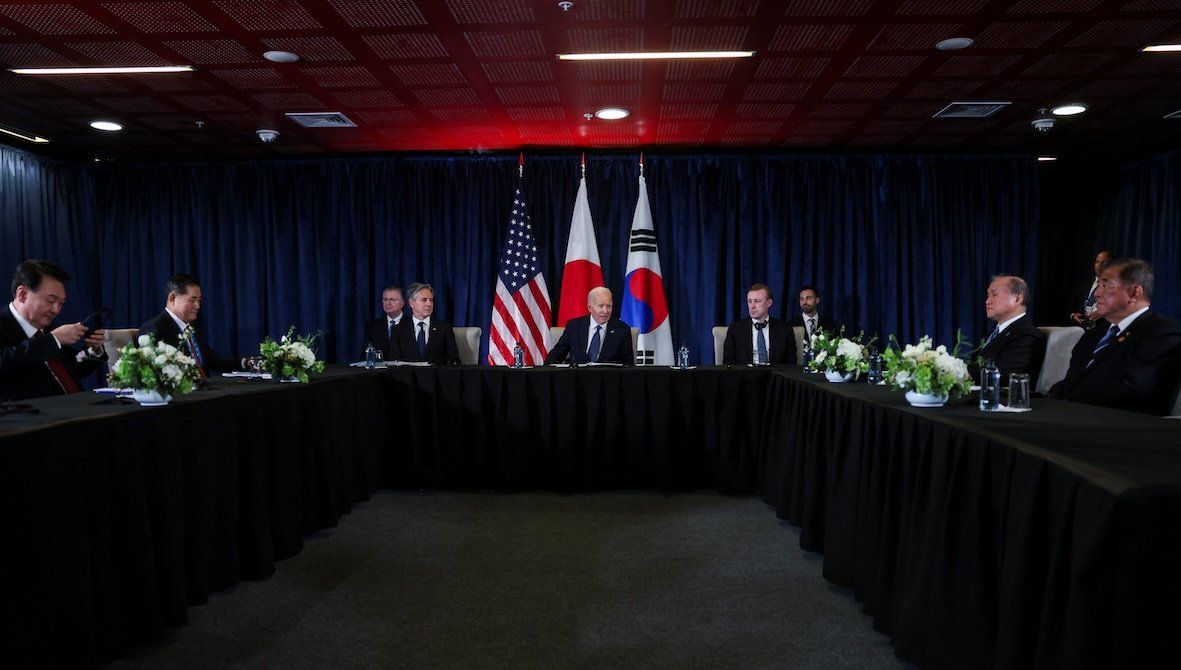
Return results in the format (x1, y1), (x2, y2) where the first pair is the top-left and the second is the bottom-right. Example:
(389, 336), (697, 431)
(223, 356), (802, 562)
(678, 344), (690, 369)
(364, 344), (377, 369)
(867, 349), (882, 384)
(979, 359), (1001, 411)
(513, 342), (524, 368)
(802, 346), (814, 372)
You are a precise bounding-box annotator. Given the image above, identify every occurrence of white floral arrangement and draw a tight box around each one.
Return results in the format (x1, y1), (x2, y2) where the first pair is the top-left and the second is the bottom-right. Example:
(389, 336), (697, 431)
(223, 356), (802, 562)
(108, 334), (202, 396)
(810, 327), (871, 376)
(259, 326), (326, 383)
(882, 335), (972, 398)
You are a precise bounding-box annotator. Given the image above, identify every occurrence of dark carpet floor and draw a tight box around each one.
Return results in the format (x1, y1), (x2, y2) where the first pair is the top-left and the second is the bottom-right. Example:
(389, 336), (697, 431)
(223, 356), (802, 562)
(108, 491), (908, 670)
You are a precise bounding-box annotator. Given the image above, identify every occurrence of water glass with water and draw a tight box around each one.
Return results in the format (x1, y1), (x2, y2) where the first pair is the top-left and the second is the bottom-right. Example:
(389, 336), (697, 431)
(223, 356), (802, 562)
(1008, 373), (1031, 410)
(979, 360), (1001, 411)
(678, 345), (690, 369)
(364, 344), (377, 369)
(513, 343), (524, 368)
(867, 349), (882, 384)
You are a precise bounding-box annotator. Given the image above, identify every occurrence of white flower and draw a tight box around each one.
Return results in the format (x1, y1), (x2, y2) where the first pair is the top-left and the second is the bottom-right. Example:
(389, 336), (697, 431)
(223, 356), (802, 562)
(162, 364), (181, 382)
(153, 354), (168, 366)
(137, 334), (152, 347)
(895, 371), (912, 386)
(936, 344), (947, 355)
(814, 351), (828, 364)
(836, 339), (863, 361)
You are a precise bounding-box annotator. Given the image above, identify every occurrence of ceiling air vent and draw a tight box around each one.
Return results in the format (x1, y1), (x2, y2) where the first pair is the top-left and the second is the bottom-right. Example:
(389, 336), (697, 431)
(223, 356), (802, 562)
(284, 112), (356, 128)
(932, 101), (1012, 119)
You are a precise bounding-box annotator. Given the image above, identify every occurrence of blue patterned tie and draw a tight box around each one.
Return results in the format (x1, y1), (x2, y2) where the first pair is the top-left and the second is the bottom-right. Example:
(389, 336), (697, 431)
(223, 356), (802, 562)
(416, 321), (426, 358)
(588, 325), (602, 362)
(1086, 324), (1119, 369)
(755, 321), (768, 365)
(982, 325), (1000, 348)
(388, 319), (394, 341)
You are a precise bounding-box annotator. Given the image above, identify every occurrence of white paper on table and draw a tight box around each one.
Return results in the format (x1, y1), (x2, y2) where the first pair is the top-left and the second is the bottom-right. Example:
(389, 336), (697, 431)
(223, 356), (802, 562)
(222, 371), (272, 379)
(584, 362), (622, 367)
(669, 366), (698, 370)
(388, 360), (431, 367)
(994, 404), (1032, 413)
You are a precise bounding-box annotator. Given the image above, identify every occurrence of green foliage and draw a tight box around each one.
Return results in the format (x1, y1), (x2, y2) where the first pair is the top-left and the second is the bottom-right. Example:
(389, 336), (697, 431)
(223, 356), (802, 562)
(259, 326), (326, 383)
(107, 333), (201, 396)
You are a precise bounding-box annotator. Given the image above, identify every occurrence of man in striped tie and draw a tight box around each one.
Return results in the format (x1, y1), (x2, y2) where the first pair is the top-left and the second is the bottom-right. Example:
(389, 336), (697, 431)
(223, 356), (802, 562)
(0, 259), (107, 400)
(1051, 258), (1181, 415)
(139, 274), (245, 377)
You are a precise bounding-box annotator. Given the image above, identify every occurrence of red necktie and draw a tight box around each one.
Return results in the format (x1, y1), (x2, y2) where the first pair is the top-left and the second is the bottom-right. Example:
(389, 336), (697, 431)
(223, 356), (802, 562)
(39, 330), (81, 394)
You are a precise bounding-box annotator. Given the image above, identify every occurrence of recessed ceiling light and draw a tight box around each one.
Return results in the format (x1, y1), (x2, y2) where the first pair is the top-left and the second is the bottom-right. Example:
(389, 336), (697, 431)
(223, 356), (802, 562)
(1051, 104), (1087, 116)
(935, 37), (974, 51)
(90, 120), (123, 132)
(594, 108), (629, 120)
(558, 51), (754, 61)
(9, 65), (193, 75)
(1143, 44), (1181, 52)
(263, 50), (300, 63)
(0, 124), (49, 143)
(1037, 156), (1057, 162)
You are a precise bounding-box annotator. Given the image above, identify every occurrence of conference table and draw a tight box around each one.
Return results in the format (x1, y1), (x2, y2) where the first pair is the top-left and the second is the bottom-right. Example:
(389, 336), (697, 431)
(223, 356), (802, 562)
(1, 364), (1178, 668)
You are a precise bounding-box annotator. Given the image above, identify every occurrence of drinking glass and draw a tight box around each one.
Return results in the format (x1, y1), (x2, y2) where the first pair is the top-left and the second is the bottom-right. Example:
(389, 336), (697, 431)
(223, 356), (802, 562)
(1008, 373), (1031, 410)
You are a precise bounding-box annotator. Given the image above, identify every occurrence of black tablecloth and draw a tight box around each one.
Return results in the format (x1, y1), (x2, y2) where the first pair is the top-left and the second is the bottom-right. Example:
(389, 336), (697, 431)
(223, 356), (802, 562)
(758, 369), (1181, 669)
(0, 369), (388, 667)
(4, 364), (1180, 668)
(380, 365), (771, 492)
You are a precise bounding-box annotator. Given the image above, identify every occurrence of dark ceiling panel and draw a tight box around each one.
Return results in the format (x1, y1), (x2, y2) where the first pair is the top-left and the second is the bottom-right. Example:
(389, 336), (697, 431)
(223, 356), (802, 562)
(0, 0), (1177, 160)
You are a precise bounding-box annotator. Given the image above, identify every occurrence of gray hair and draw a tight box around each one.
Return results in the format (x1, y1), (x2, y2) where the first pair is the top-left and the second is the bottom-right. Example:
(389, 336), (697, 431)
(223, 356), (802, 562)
(407, 282), (434, 301)
(1108, 257), (1154, 300)
(991, 275), (1030, 307)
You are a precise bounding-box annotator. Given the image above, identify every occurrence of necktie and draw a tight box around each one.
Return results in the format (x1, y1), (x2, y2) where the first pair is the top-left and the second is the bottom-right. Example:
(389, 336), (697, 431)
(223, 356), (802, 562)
(1086, 324), (1120, 368)
(388, 319), (394, 342)
(806, 317), (815, 338)
(982, 326), (1000, 348)
(417, 322), (427, 358)
(38, 330), (81, 394)
(185, 329), (207, 378)
(588, 325), (602, 363)
(755, 321), (768, 364)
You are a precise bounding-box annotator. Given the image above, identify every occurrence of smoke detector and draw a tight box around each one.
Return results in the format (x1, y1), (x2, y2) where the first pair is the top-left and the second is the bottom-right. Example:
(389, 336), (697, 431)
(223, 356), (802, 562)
(256, 128), (279, 143)
(1031, 109), (1055, 133)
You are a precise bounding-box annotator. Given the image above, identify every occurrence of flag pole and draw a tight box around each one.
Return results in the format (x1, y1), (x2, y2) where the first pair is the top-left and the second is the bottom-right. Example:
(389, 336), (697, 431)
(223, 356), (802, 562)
(580, 152), (585, 179)
(638, 151), (644, 177)
(518, 151), (524, 179)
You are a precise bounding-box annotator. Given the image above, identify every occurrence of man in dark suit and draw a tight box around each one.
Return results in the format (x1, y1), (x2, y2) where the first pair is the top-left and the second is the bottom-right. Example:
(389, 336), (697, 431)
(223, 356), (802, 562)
(723, 284), (796, 366)
(1070, 249), (1112, 328)
(970, 275), (1046, 386)
(545, 286), (633, 365)
(0, 259), (107, 400)
(138, 274), (243, 377)
(364, 285), (404, 361)
(1051, 258), (1181, 415)
(393, 282), (460, 365)
(790, 285), (838, 341)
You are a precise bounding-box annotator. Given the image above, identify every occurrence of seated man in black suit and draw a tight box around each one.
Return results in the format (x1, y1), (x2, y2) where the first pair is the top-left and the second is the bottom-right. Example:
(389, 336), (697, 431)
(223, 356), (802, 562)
(723, 283), (796, 366)
(394, 282), (460, 365)
(0, 259), (107, 400)
(545, 286), (633, 365)
(1050, 258), (1181, 415)
(138, 274), (244, 378)
(790, 285), (838, 341)
(1070, 249), (1111, 328)
(970, 275), (1046, 386)
(364, 285), (404, 361)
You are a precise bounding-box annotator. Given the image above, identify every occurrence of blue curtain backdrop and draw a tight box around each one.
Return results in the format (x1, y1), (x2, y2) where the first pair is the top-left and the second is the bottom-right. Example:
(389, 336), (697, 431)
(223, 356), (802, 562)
(2, 145), (1041, 364)
(1098, 150), (1181, 318)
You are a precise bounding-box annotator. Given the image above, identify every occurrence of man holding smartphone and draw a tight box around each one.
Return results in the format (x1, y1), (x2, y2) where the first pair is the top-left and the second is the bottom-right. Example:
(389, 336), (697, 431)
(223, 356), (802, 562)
(0, 259), (107, 400)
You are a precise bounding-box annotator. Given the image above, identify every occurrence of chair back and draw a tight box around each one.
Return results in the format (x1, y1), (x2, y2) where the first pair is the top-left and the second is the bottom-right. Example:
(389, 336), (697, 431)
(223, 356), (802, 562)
(453, 327), (482, 365)
(712, 326), (727, 365)
(792, 326), (806, 365)
(1036, 326), (1085, 394)
(103, 328), (139, 369)
(1171, 380), (1181, 417)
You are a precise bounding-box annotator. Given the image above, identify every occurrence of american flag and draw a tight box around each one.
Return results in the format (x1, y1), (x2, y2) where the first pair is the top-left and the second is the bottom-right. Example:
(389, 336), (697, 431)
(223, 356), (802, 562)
(488, 181), (552, 365)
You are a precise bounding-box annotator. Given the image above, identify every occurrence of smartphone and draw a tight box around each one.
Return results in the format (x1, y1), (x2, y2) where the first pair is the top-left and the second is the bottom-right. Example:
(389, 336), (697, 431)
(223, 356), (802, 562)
(81, 307), (111, 338)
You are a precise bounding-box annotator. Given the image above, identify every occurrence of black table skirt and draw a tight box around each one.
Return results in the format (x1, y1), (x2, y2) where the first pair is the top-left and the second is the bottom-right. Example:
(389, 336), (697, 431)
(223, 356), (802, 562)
(381, 365), (771, 492)
(3, 364), (1180, 668)
(758, 369), (1181, 670)
(1, 369), (388, 667)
